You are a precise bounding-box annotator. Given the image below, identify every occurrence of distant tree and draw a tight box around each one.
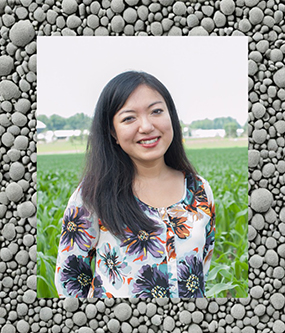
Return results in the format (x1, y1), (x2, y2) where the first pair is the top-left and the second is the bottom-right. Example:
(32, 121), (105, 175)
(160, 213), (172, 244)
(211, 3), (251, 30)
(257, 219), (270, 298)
(49, 114), (66, 130)
(189, 117), (241, 130)
(38, 115), (50, 129)
(224, 122), (238, 137)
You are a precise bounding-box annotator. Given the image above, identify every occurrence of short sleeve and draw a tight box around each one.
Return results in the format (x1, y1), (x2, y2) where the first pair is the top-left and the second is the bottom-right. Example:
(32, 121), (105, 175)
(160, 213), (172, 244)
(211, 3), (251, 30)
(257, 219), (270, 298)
(202, 179), (216, 281)
(54, 186), (99, 297)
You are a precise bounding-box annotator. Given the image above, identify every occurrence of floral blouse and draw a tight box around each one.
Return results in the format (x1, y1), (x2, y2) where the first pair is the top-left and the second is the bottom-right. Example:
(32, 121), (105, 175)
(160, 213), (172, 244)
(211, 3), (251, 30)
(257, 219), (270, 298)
(55, 174), (215, 298)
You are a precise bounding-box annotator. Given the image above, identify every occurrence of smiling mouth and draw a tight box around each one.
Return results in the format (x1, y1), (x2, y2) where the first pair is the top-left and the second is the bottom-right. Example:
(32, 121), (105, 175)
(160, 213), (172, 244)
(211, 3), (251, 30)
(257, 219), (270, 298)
(138, 137), (160, 144)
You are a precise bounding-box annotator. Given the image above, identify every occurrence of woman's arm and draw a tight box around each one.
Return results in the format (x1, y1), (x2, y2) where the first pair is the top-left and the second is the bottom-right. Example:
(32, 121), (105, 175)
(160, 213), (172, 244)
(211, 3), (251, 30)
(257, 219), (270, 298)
(54, 186), (99, 297)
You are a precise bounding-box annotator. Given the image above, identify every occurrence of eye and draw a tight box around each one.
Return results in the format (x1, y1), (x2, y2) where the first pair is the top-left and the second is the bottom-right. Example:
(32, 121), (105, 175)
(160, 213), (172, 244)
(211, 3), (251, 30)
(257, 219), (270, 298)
(152, 109), (163, 115)
(122, 116), (135, 123)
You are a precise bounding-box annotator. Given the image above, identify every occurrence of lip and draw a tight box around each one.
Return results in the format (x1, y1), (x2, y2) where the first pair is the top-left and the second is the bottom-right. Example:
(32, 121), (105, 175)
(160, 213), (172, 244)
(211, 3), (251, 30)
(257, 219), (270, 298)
(137, 136), (160, 143)
(137, 136), (161, 148)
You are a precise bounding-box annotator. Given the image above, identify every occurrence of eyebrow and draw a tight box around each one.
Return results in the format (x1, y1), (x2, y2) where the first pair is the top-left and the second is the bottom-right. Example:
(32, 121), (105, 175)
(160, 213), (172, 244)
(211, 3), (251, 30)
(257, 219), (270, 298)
(118, 101), (163, 116)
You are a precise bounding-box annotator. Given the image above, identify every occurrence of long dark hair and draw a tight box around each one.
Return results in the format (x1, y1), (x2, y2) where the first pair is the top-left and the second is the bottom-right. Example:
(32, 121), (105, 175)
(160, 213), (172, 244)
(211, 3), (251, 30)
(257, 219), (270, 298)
(81, 71), (197, 238)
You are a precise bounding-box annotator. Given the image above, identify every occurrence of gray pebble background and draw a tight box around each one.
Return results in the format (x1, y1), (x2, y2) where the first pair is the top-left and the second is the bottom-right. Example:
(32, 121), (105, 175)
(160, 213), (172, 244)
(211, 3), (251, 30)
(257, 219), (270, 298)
(0, 0), (285, 332)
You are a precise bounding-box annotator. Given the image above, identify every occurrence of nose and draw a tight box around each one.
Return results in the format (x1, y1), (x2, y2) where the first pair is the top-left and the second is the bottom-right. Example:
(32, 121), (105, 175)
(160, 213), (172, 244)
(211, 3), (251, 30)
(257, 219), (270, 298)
(138, 116), (154, 134)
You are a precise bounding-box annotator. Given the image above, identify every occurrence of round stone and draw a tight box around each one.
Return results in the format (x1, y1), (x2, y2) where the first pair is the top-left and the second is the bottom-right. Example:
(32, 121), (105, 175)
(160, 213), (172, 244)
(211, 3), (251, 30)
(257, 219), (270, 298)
(276, 161), (285, 173)
(40, 307), (53, 321)
(1, 324), (16, 333)
(150, 22), (163, 36)
(252, 128), (267, 144)
(22, 290), (37, 304)
(270, 293), (285, 310)
(249, 254), (263, 268)
(2, 223), (16, 240)
(252, 102), (265, 119)
(62, 0), (78, 15)
(248, 7), (264, 25)
(187, 324), (202, 333)
(173, 1), (186, 16)
(73, 312), (87, 326)
(251, 188), (273, 212)
(111, 0), (125, 13)
(6, 182), (23, 202)
(188, 26), (209, 36)
(1, 132), (14, 147)
(15, 98), (31, 113)
(17, 201), (36, 218)
(10, 162), (25, 181)
(262, 163), (275, 178)
(63, 298), (79, 312)
(274, 120), (285, 134)
(16, 320), (30, 333)
(273, 320), (285, 333)
(78, 328), (94, 333)
(250, 285), (263, 298)
(163, 316), (175, 331)
(9, 20), (35, 47)
(15, 250), (29, 265)
(14, 136), (29, 150)
(0, 80), (21, 100)
(213, 11), (226, 27)
(0, 248), (12, 261)
(273, 67), (285, 88)
(280, 207), (285, 222)
(220, 0), (235, 15)
(179, 310), (191, 324)
(111, 15), (125, 33)
(107, 318), (120, 333)
(265, 249), (279, 267)
(0, 55), (14, 76)
(11, 113), (27, 127)
(230, 304), (245, 319)
(277, 244), (285, 258)
(123, 8), (137, 24)
(114, 303), (132, 321)
(248, 150), (260, 168)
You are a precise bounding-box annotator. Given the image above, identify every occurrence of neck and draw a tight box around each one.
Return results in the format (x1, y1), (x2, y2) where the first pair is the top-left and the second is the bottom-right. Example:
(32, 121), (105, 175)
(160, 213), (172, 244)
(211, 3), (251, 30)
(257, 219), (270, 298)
(133, 158), (169, 181)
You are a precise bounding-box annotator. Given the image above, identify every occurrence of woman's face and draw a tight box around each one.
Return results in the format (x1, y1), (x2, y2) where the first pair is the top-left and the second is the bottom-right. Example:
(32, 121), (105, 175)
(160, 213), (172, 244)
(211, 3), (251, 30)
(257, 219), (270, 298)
(112, 84), (174, 167)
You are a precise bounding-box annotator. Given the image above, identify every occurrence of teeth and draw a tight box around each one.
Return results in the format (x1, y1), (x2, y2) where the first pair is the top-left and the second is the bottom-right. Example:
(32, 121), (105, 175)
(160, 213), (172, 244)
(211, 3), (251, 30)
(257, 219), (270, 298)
(139, 138), (159, 144)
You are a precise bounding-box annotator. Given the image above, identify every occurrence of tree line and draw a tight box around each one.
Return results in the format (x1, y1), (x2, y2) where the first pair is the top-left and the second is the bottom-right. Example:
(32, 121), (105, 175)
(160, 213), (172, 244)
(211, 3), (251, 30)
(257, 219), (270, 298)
(38, 113), (247, 137)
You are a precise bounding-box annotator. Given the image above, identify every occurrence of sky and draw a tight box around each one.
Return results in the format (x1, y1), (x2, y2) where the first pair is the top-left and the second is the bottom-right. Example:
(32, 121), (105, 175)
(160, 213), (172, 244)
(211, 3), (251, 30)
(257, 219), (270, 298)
(37, 36), (248, 126)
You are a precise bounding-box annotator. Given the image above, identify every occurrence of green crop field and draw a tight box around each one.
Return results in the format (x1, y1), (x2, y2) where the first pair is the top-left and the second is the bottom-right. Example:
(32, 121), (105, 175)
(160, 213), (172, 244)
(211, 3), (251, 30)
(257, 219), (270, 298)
(37, 147), (248, 298)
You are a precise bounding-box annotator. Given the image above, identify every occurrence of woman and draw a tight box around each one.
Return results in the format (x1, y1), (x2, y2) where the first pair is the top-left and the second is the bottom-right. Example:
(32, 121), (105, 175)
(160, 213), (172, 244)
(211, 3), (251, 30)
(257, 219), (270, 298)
(55, 71), (215, 298)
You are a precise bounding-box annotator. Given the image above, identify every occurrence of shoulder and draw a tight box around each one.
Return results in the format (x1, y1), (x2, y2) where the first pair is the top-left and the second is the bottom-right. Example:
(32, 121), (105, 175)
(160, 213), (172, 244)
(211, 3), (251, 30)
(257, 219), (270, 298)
(186, 174), (214, 202)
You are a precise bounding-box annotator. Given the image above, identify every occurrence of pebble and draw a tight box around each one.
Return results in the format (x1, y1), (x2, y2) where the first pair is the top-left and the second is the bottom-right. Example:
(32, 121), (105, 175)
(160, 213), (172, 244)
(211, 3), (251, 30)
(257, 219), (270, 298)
(62, 0), (78, 15)
(270, 293), (285, 310)
(40, 307), (53, 321)
(9, 20), (35, 47)
(163, 316), (175, 331)
(0, 55), (14, 76)
(22, 290), (37, 304)
(0, 2), (284, 333)
(17, 201), (36, 218)
(220, 0), (235, 15)
(73, 311), (87, 326)
(251, 188), (273, 212)
(6, 182), (23, 202)
(111, 15), (125, 33)
(114, 303), (132, 321)
(188, 324), (202, 333)
(107, 318), (120, 333)
(63, 298), (79, 312)
(111, 0), (125, 13)
(123, 8), (137, 24)
(2, 223), (16, 240)
(0, 80), (21, 100)
(173, 1), (186, 16)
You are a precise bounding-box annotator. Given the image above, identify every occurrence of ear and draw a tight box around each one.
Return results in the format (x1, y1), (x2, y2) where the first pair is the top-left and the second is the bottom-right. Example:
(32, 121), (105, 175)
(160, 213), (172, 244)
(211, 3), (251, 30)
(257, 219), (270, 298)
(111, 129), (119, 144)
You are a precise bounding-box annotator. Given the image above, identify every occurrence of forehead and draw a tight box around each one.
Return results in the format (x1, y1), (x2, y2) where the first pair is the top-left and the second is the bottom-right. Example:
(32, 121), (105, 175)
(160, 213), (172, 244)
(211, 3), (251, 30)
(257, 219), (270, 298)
(122, 84), (165, 106)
